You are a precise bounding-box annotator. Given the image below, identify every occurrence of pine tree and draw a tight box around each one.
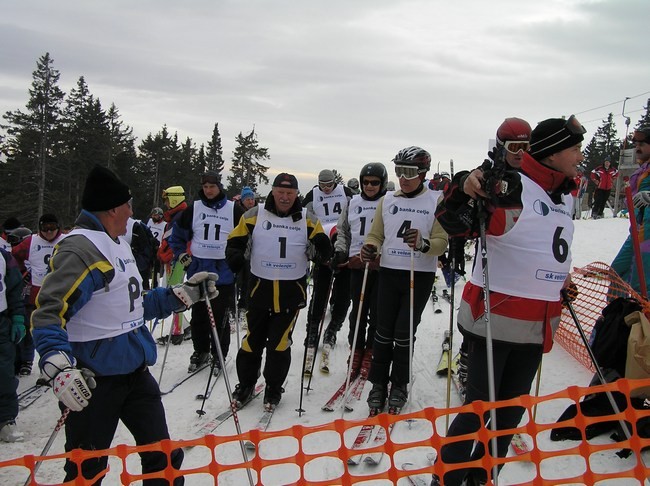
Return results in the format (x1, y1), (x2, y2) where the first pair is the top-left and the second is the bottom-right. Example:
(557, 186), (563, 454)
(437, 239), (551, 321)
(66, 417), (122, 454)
(0, 52), (65, 227)
(331, 169), (345, 185)
(60, 76), (113, 223)
(137, 126), (180, 214)
(206, 123), (224, 177)
(226, 128), (270, 195)
(635, 98), (650, 130)
(583, 113), (621, 174)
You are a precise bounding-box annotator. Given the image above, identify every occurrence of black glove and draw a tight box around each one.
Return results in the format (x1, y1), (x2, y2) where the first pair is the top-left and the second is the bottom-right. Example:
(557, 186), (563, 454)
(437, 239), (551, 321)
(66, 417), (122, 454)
(403, 228), (429, 252)
(178, 252), (192, 269)
(561, 282), (579, 307)
(360, 244), (378, 262)
(330, 251), (348, 272)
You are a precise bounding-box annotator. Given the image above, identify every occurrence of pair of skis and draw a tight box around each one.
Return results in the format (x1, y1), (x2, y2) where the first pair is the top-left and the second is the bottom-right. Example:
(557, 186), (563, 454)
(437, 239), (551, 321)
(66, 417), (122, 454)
(160, 362), (210, 395)
(194, 382), (266, 438)
(347, 401), (409, 466)
(321, 350), (372, 412)
(18, 383), (49, 410)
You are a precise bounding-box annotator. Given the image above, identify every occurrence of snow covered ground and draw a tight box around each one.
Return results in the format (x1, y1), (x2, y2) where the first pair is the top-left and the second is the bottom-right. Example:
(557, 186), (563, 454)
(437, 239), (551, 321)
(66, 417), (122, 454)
(1, 213), (641, 485)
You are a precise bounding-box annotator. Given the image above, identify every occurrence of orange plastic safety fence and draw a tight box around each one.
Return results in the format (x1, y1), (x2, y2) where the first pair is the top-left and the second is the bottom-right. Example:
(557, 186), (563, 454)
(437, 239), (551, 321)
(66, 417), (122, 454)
(4, 378), (650, 485)
(555, 261), (650, 372)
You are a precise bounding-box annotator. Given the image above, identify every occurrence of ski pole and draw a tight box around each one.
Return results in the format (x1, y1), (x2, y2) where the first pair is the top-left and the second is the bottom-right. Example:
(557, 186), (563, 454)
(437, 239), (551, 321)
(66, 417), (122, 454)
(197, 357), (217, 417)
(305, 270), (335, 392)
(477, 199), (499, 486)
(624, 177), (648, 298)
(202, 282), (255, 486)
(408, 247), (415, 399)
(532, 360), (543, 421)
(445, 238), (456, 432)
(157, 317), (175, 385)
(24, 407), (70, 486)
(561, 289), (635, 445)
(340, 262), (370, 419)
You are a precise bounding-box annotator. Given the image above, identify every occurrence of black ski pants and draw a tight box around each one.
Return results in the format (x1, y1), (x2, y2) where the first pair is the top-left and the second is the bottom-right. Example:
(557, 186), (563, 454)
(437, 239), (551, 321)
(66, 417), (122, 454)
(593, 188), (611, 217)
(62, 367), (184, 485)
(368, 267), (434, 386)
(347, 267), (379, 351)
(190, 284), (233, 359)
(440, 334), (542, 485)
(236, 306), (300, 389)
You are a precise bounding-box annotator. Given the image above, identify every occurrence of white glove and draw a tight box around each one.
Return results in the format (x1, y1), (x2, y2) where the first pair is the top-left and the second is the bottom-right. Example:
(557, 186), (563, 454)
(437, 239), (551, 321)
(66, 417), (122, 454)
(172, 271), (219, 311)
(633, 191), (650, 209)
(42, 351), (96, 412)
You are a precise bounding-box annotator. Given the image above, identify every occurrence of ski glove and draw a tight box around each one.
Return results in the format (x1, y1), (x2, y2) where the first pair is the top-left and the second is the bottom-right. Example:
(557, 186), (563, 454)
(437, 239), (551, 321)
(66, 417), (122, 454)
(633, 191), (650, 209)
(178, 252), (192, 269)
(403, 228), (430, 252)
(360, 244), (378, 263)
(172, 271), (219, 311)
(42, 351), (96, 412)
(329, 251), (348, 272)
(10, 315), (25, 344)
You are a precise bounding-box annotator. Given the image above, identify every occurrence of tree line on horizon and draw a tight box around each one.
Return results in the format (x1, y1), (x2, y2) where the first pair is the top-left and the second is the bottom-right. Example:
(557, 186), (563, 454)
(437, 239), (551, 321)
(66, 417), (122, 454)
(1, 53), (649, 230)
(0, 53), (270, 229)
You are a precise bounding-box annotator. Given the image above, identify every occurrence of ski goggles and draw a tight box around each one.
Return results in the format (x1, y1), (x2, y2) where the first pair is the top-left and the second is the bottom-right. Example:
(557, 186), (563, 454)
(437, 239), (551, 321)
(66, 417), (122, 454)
(394, 165), (423, 180)
(503, 141), (530, 154)
(40, 224), (59, 232)
(319, 181), (335, 190)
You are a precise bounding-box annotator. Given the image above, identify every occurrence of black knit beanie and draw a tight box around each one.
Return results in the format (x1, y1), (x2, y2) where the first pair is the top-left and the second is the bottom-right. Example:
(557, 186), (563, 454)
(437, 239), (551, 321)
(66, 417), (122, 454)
(529, 118), (585, 161)
(81, 165), (131, 211)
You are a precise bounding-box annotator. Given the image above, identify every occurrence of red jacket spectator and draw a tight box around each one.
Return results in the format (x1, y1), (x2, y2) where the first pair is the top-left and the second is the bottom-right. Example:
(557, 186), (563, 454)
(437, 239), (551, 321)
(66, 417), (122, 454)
(590, 160), (619, 190)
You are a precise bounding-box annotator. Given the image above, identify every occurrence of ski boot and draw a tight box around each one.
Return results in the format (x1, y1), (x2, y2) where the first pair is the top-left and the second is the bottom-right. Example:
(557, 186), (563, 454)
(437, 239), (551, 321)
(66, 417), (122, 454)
(388, 382), (408, 413)
(367, 383), (387, 415)
(188, 351), (210, 373)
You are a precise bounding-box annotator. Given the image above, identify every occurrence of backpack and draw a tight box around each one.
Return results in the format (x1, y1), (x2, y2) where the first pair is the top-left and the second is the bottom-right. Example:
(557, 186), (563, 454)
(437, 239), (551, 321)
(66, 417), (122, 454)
(589, 297), (643, 377)
(130, 221), (160, 276)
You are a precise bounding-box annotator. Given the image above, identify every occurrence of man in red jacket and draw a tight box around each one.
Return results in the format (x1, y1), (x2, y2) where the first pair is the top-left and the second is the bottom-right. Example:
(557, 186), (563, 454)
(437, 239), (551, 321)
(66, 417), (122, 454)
(590, 159), (619, 219)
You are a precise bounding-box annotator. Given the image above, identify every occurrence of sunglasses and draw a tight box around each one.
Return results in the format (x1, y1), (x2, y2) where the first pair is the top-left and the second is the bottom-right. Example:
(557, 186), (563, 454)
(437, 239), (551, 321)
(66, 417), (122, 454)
(362, 179), (381, 187)
(394, 165), (422, 180)
(319, 181), (335, 189)
(504, 141), (530, 154)
(40, 225), (59, 232)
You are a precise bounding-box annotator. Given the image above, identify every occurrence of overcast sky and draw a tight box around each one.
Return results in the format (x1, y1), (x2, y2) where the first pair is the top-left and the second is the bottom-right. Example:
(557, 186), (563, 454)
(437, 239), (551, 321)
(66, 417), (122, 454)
(1, 0), (649, 194)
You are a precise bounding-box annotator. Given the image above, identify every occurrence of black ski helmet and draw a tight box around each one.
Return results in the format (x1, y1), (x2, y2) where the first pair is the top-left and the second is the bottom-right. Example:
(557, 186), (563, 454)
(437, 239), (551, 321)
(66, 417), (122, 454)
(392, 146), (431, 171)
(359, 162), (388, 191)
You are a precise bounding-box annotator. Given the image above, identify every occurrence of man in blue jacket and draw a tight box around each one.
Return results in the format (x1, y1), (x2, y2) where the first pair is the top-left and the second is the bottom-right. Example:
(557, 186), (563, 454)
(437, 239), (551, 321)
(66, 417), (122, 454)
(32, 165), (217, 485)
(169, 171), (244, 372)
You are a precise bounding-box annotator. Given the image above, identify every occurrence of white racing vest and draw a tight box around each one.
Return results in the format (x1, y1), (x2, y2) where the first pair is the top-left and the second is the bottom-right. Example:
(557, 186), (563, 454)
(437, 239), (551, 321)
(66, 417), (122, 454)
(0, 253), (7, 313)
(65, 229), (145, 342)
(311, 184), (348, 226)
(250, 208), (309, 280)
(347, 195), (380, 256)
(190, 200), (235, 259)
(380, 188), (441, 272)
(147, 218), (166, 244)
(28, 233), (64, 286)
(470, 175), (574, 300)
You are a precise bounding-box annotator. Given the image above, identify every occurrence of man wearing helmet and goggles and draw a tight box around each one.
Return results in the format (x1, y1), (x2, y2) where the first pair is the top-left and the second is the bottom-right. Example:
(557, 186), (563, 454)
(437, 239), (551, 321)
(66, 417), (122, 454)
(360, 146), (448, 414)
